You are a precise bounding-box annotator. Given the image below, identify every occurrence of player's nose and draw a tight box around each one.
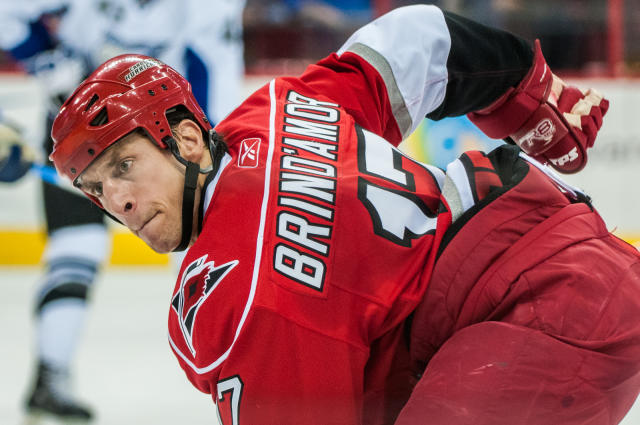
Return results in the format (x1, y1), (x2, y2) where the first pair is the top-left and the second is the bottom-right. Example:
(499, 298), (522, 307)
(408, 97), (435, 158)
(102, 178), (136, 218)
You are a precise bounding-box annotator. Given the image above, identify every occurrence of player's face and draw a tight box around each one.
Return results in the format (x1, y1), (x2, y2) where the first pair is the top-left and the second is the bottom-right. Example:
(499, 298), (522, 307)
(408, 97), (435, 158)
(78, 132), (186, 253)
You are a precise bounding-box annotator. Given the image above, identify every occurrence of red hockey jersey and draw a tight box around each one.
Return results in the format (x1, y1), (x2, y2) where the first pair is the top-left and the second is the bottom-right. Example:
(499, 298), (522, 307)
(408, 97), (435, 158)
(168, 76), (451, 425)
(167, 5), (545, 425)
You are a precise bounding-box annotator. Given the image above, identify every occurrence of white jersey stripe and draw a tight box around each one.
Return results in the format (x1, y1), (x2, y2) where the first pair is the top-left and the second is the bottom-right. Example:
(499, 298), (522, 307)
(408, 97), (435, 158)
(169, 79), (278, 374)
(202, 153), (233, 214)
(345, 42), (413, 138)
(337, 5), (451, 138)
(442, 158), (476, 223)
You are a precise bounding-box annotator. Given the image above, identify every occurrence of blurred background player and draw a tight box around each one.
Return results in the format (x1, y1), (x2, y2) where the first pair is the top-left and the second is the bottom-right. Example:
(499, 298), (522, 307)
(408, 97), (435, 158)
(0, 111), (34, 182)
(0, 0), (245, 422)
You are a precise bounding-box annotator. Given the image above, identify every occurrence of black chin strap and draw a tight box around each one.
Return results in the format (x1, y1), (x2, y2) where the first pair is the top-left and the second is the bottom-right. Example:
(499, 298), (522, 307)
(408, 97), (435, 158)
(166, 130), (227, 252)
(174, 161), (200, 251)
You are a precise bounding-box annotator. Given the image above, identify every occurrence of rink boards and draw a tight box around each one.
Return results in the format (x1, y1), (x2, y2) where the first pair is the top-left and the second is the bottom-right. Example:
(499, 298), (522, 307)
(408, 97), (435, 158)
(1, 74), (639, 264)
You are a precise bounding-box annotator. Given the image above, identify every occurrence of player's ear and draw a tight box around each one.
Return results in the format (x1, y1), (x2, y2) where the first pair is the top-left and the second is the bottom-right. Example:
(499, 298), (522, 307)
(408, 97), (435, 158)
(173, 119), (205, 163)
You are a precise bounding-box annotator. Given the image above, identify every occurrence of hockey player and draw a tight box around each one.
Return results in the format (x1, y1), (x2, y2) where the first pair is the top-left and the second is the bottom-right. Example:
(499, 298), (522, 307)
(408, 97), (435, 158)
(0, 0), (245, 422)
(49, 5), (639, 425)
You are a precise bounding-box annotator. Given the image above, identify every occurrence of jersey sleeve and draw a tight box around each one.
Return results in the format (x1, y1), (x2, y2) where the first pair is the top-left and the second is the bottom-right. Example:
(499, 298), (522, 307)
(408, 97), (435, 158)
(297, 5), (533, 145)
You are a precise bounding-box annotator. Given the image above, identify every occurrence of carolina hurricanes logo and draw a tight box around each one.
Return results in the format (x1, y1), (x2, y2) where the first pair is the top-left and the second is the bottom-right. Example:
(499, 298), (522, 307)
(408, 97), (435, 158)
(171, 255), (238, 356)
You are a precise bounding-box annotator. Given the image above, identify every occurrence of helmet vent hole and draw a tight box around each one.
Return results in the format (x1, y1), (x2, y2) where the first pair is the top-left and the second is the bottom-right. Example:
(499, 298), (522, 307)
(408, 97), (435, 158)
(90, 108), (109, 127)
(148, 89), (155, 96)
(155, 121), (160, 125)
(84, 94), (99, 111)
(161, 84), (168, 90)
(88, 148), (95, 156)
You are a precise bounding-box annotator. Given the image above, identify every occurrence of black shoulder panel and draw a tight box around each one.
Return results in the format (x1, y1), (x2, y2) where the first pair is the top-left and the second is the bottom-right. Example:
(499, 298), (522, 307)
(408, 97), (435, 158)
(427, 11), (534, 120)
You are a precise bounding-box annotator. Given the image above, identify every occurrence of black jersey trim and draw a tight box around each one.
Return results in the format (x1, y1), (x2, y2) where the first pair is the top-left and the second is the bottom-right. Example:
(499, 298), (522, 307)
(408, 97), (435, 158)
(427, 11), (534, 120)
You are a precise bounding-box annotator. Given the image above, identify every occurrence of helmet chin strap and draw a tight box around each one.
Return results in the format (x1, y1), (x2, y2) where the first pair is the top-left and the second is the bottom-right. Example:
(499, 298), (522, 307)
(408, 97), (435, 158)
(165, 129), (226, 252)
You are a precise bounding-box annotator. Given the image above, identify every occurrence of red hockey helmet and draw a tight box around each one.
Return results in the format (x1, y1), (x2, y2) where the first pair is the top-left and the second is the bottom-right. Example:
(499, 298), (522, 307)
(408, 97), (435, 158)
(50, 54), (212, 202)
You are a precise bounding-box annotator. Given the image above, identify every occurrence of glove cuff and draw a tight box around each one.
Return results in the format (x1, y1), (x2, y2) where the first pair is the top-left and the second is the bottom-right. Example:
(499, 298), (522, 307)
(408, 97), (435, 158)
(468, 39), (553, 140)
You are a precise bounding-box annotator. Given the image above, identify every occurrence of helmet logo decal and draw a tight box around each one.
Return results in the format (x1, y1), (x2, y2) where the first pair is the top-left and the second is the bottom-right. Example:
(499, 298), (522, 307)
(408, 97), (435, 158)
(171, 255), (238, 356)
(122, 59), (161, 82)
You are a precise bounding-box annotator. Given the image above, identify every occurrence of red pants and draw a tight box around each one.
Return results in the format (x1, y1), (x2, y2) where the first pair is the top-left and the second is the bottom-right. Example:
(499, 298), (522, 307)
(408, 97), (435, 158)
(400, 165), (640, 425)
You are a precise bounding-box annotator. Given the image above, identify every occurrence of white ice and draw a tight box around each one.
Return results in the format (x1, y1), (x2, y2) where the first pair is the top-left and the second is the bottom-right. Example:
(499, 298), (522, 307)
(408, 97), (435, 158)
(0, 266), (221, 425)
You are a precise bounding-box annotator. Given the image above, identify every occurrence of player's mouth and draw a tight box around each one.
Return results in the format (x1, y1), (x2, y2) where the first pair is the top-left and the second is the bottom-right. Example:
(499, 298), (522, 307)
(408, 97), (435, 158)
(135, 212), (159, 236)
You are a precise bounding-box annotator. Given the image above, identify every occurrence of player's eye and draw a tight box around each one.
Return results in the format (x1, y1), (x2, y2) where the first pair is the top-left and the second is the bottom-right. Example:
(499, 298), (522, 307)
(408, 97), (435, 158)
(117, 159), (132, 175)
(92, 182), (103, 197)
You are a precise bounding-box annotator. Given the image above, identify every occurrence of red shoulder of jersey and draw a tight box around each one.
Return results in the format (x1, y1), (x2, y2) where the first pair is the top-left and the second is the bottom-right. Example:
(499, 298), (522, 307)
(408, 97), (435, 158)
(168, 83), (273, 392)
(167, 77), (441, 401)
